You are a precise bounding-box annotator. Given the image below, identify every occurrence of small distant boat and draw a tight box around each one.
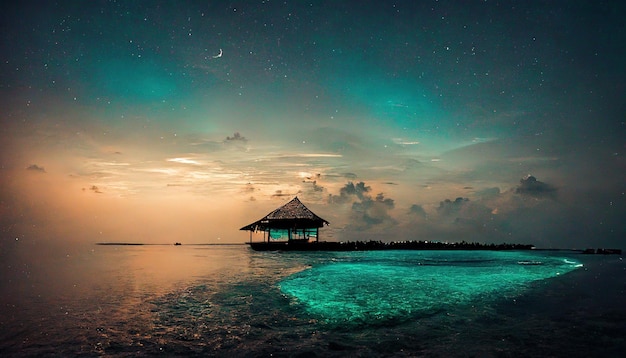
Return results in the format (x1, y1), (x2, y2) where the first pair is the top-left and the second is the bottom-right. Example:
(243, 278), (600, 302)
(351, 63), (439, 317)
(174, 242), (182, 246)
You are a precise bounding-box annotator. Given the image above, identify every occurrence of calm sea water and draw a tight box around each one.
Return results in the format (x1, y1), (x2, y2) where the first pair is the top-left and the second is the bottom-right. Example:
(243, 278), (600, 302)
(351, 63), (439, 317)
(0, 244), (624, 357)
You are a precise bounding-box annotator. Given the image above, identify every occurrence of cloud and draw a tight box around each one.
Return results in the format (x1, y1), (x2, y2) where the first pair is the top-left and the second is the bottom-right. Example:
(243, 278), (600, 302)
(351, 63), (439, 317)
(346, 193), (397, 235)
(515, 175), (557, 199)
(225, 132), (247, 142)
(351, 193), (396, 227)
(310, 181), (324, 192)
(387, 172), (617, 248)
(327, 182), (397, 237)
(86, 185), (102, 194)
(437, 197), (470, 216)
(26, 164), (46, 173)
(329, 181), (371, 204)
(408, 204), (427, 218)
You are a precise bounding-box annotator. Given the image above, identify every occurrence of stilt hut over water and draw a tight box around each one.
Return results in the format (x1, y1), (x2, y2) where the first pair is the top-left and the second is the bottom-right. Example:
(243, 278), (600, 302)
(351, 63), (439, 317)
(240, 197), (329, 244)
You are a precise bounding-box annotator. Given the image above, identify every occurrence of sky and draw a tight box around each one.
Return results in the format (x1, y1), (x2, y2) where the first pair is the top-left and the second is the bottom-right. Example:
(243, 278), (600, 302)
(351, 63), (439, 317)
(1, 0), (625, 254)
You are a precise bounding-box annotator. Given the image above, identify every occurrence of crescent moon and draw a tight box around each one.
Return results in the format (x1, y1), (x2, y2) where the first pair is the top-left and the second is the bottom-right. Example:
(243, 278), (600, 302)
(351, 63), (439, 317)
(212, 49), (223, 59)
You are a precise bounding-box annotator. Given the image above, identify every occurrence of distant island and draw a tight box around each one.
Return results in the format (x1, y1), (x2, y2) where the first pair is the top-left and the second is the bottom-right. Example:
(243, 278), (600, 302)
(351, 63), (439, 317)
(248, 240), (537, 252)
(248, 240), (622, 253)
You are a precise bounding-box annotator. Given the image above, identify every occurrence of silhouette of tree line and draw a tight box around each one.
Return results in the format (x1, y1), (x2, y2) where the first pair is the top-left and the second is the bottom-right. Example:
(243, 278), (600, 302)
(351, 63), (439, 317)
(249, 240), (535, 251)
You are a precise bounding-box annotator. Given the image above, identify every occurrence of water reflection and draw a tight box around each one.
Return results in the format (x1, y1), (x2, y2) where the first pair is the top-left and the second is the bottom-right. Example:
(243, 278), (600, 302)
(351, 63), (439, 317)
(0, 245), (256, 356)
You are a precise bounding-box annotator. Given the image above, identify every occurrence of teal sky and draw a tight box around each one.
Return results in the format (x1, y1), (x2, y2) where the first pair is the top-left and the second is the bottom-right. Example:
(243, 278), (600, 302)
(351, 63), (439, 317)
(1, 1), (624, 250)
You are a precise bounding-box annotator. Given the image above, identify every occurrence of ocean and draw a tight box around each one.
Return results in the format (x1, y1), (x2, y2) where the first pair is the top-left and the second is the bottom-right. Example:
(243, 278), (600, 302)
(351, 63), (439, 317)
(0, 244), (624, 357)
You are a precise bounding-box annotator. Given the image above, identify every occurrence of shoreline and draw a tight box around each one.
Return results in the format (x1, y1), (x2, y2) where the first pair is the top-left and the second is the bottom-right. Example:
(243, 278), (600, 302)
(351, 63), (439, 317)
(248, 240), (622, 253)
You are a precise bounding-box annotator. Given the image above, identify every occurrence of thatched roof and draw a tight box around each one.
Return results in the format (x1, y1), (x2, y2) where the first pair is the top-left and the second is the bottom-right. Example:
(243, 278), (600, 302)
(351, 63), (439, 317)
(240, 197), (329, 232)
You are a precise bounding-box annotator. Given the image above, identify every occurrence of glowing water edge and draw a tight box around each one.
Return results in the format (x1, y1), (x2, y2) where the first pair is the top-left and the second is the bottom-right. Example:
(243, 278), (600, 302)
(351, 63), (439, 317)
(279, 250), (583, 326)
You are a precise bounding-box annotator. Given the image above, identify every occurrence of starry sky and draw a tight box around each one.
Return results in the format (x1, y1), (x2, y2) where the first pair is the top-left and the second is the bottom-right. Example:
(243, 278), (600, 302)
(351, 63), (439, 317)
(1, 0), (625, 253)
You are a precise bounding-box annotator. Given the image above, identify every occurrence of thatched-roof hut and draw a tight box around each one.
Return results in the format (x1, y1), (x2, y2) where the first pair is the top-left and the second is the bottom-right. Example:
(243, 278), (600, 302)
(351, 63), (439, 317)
(240, 197), (329, 244)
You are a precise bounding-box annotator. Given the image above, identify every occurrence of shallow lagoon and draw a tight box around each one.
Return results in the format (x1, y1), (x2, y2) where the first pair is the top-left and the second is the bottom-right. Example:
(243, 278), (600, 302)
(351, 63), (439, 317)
(0, 245), (623, 357)
(279, 250), (582, 326)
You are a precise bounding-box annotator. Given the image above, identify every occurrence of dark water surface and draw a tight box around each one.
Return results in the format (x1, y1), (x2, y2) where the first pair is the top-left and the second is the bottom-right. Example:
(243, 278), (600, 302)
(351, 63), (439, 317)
(0, 245), (624, 357)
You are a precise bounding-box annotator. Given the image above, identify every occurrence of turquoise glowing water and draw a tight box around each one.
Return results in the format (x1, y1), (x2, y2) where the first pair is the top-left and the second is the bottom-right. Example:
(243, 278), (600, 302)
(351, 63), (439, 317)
(2, 245), (623, 357)
(279, 251), (583, 326)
